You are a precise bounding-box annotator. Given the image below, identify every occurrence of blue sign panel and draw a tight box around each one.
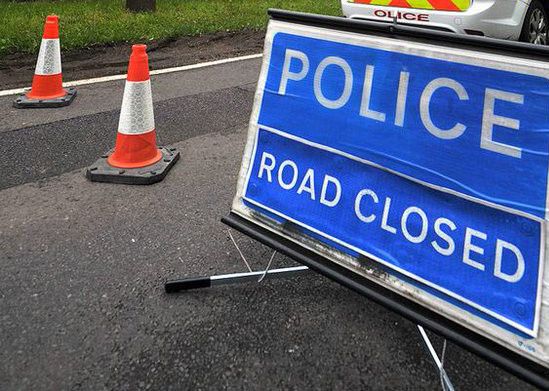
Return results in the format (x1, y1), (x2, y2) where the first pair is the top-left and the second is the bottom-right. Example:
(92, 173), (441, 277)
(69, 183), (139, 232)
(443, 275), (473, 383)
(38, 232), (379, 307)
(244, 128), (542, 335)
(258, 32), (549, 219)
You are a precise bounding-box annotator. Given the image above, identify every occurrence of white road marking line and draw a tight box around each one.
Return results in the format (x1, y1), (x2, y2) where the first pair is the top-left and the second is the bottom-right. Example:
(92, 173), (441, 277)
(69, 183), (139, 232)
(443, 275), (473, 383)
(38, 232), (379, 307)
(0, 53), (263, 97)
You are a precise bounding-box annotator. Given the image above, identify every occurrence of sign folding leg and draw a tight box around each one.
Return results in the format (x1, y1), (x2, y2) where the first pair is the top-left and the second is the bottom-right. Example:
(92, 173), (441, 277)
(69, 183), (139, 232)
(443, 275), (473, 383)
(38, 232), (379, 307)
(164, 265), (310, 293)
(418, 325), (455, 391)
(165, 266), (454, 391)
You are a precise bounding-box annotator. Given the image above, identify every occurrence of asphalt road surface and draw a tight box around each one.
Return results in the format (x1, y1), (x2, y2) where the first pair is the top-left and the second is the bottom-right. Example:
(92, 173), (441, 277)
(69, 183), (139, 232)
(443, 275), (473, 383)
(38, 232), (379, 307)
(0, 57), (537, 390)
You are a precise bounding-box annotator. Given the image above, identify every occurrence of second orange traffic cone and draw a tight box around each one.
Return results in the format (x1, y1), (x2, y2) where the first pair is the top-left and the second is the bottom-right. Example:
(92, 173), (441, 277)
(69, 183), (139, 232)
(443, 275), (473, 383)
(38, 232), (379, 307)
(14, 15), (76, 108)
(86, 44), (179, 185)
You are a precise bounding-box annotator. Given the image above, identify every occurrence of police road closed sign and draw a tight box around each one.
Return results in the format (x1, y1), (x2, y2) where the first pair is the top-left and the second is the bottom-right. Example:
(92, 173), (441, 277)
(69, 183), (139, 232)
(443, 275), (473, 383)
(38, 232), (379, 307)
(232, 20), (549, 366)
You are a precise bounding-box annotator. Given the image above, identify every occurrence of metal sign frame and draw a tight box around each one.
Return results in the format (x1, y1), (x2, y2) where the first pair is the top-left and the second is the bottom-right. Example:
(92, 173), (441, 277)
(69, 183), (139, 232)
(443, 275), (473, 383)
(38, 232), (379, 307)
(222, 211), (549, 389)
(226, 9), (549, 389)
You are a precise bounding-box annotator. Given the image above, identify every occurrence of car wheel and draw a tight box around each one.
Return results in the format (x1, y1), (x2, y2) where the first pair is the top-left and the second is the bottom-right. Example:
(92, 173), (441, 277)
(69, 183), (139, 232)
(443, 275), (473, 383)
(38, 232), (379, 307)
(520, 0), (548, 45)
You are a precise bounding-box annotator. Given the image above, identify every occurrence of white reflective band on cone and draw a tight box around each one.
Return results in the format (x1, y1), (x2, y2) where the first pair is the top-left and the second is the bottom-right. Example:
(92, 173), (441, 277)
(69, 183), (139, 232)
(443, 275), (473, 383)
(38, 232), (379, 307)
(117, 80), (155, 135)
(35, 39), (62, 75)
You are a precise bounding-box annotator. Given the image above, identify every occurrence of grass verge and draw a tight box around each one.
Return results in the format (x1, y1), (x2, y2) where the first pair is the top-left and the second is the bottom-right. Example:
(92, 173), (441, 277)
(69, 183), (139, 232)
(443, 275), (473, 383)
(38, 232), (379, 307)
(0, 0), (341, 55)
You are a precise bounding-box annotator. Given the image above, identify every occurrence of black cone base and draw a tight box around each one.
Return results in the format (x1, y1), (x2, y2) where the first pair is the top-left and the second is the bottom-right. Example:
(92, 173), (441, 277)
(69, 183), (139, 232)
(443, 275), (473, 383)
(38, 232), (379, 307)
(13, 87), (77, 109)
(86, 146), (180, 185)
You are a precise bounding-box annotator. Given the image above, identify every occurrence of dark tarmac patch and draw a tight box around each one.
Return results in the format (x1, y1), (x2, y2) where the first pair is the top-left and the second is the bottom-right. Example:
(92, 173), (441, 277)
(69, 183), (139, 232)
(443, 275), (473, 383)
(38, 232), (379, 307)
(0, 86), (253, 190)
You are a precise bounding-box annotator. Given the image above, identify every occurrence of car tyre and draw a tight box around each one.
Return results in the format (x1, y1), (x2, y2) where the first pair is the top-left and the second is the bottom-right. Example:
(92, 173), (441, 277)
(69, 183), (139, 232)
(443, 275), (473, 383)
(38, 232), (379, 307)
(520, 0), (548, 45)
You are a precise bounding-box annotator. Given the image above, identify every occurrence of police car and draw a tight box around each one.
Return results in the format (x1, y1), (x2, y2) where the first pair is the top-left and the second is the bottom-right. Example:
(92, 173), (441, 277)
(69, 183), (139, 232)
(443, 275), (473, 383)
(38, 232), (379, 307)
(342, 0), (548, 45)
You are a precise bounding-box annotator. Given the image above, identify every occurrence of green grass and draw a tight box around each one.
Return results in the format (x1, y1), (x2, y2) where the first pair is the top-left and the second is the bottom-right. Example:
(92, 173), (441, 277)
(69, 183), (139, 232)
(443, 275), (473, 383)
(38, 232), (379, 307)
(0, 0), (341, 55)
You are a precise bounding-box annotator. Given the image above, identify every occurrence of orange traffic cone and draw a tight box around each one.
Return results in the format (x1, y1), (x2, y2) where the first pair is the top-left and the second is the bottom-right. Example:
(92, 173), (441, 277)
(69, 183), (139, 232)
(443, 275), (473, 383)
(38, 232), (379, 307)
(86, 44), (179, 185)
(14, 15), (76, 108)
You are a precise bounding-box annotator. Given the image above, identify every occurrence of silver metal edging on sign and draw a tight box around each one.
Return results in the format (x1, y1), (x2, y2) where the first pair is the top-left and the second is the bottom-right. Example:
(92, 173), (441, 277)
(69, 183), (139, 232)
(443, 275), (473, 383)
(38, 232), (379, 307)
(221, 212), (549, 390)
